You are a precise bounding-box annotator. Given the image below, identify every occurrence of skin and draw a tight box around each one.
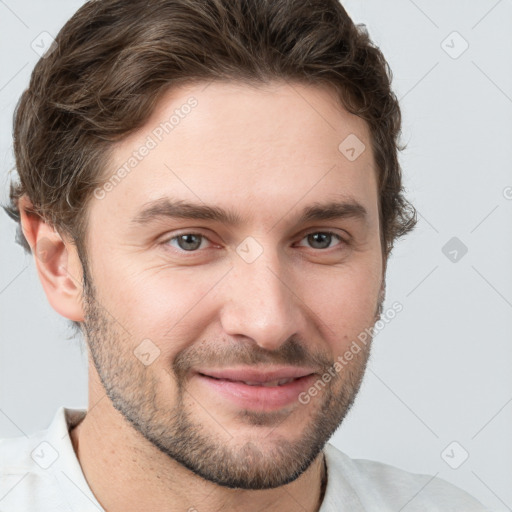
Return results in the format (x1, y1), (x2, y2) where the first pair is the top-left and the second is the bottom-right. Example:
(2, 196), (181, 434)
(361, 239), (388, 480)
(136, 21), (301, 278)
(20, 81), (385, 512)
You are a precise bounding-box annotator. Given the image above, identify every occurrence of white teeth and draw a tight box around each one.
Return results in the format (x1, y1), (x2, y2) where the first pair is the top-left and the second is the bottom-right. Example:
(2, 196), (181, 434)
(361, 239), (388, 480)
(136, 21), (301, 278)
(241, 378), (294, 387)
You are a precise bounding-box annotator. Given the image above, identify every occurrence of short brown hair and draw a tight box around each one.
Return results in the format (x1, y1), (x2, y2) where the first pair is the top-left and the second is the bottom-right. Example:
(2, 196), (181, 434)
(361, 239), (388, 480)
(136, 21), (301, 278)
(4, 0), (416, 263)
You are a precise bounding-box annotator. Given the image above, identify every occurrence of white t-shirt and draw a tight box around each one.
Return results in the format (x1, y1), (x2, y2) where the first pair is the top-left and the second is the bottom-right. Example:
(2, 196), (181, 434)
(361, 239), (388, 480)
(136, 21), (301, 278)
(0, 407), (489, 511)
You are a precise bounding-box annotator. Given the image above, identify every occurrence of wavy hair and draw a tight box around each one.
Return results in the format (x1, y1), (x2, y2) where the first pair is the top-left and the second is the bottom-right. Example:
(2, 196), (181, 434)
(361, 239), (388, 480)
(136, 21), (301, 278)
(4, 0), (416, 265)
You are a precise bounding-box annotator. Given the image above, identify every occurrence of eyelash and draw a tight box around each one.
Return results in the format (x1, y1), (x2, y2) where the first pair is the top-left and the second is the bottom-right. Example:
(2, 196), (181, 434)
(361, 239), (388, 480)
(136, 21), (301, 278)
(162, 230), (348, 254)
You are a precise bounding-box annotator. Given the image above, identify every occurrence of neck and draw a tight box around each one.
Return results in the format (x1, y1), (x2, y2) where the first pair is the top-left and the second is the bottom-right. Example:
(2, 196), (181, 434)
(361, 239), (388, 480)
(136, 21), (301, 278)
(70, 396), (327, 512)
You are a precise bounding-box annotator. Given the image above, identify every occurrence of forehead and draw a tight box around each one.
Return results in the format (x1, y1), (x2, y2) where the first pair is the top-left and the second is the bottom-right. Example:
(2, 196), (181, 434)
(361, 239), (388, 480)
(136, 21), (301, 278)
(93, 80), (378, 229)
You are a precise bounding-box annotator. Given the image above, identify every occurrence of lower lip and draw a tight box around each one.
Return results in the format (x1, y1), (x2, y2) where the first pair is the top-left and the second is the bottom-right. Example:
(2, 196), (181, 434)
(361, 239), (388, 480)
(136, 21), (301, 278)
(195, 373), (317, 410)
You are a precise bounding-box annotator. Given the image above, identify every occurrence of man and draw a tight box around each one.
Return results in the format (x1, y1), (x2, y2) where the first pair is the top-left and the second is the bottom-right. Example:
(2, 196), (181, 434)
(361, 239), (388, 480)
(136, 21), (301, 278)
(0, 0), (489, 510)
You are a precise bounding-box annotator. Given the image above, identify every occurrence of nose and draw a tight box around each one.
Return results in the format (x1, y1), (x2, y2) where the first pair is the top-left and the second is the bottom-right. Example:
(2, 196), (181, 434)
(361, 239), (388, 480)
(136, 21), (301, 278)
(219, 250), (304, 352)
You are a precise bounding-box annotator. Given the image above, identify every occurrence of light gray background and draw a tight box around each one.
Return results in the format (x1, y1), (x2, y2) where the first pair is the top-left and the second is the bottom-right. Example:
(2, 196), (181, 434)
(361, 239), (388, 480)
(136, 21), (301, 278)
(1, 1), (511, 510)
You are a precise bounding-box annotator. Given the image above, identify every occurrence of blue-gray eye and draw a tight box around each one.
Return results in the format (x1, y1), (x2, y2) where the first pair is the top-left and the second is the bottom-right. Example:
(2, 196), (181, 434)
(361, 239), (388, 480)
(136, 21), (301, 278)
(172, 234), (204, 251)
(304, 232), (341, 249)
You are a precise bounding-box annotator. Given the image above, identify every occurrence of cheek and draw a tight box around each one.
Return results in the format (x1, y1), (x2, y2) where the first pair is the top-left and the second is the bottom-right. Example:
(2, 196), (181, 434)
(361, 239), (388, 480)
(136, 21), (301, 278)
(96, 263), (224, 355)
(298, 261), (381, 351)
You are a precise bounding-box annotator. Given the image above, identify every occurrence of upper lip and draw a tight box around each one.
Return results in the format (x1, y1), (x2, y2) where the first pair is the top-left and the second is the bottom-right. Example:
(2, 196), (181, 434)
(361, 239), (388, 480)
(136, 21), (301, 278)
(196, 366), (317, 383)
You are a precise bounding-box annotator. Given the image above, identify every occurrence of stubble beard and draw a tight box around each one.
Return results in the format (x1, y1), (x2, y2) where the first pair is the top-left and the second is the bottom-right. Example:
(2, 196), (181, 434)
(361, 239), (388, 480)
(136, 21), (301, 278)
(81, 277), (377, 490)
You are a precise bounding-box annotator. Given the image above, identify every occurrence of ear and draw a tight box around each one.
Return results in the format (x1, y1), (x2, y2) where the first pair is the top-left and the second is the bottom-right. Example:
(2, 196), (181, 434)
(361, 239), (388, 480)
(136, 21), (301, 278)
(18, 196), (85, 322)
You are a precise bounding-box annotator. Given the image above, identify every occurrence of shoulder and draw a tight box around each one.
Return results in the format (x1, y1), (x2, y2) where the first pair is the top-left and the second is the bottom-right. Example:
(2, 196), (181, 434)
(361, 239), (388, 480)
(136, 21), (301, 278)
(0, 407), (93, 512)
(0, 424), (64, 511)
(322, 443), (490, 511)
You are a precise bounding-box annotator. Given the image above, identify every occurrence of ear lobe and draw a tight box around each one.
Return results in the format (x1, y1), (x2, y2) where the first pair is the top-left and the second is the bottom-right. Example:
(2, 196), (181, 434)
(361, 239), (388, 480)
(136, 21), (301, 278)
(18, 196), (85, 322)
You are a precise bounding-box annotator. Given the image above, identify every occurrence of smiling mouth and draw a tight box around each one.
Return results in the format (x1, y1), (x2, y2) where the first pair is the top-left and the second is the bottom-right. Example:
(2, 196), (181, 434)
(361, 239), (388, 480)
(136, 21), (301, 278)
(200, 374), (301, 387)
(194, 370), (318, 410)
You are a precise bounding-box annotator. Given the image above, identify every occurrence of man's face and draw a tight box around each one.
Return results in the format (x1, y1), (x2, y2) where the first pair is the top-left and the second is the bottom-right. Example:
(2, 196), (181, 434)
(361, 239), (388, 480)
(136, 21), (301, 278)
(81, 81), (383, 489)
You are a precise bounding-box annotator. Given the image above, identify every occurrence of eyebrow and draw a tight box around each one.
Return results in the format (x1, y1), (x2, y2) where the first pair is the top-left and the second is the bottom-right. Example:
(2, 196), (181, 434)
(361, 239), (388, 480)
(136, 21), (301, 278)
(131, 197), (368, 228)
